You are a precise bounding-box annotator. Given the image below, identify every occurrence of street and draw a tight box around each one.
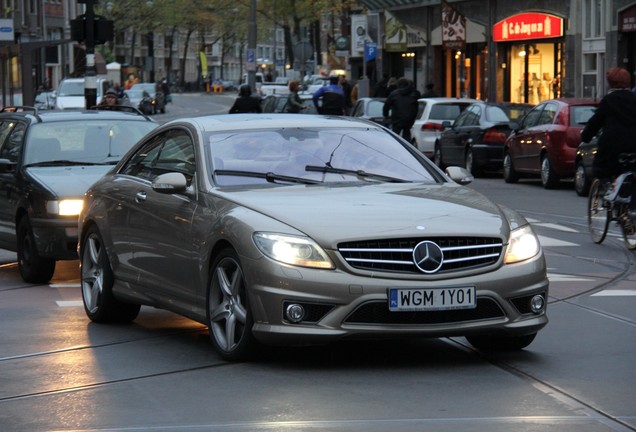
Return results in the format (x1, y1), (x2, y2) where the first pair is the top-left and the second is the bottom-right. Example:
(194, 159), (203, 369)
(0, 94), (634, 432)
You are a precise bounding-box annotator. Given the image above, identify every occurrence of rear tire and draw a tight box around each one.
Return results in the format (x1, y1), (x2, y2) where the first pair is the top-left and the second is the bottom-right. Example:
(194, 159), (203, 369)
(621, 208), (636, 250)
(588, 179), (610, 244)
(466, 333), (537, 351)
(17, 217), (56, 284)
(433, 143), (444, 169)
(81, 226), (140, 323)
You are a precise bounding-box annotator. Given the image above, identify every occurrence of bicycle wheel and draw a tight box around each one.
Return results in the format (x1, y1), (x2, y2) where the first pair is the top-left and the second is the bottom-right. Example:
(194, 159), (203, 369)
(588, 179), (610, 244)
(621, 208), (636, 249)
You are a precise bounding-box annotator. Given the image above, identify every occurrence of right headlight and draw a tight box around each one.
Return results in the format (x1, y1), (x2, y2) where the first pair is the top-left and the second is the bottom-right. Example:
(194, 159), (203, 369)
(504, 225), (541, 264)
(253, 232), (335, 269)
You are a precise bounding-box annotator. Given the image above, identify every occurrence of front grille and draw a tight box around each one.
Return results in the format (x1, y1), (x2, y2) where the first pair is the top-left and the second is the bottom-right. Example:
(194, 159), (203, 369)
(338, 237), (503, 274)
(344, 298), (504, 325)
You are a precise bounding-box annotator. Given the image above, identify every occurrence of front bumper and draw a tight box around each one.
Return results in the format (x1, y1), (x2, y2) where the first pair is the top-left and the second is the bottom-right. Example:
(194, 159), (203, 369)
(30, 217), (79, 260)
(242, 253), (549, 346)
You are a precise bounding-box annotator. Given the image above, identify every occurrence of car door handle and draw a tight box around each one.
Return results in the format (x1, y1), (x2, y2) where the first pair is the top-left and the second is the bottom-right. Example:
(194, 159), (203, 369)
(135, 191), (147, 203)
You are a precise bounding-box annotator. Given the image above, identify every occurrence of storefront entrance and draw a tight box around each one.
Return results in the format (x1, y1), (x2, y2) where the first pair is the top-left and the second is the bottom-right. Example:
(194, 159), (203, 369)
(508, 42), (563, 104)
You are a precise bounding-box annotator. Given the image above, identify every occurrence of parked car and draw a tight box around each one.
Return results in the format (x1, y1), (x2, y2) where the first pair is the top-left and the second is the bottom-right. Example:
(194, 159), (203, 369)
(34, 91), (56, 110)
(78, 113), (548, 361)
(125, 83), (166, 114)
(261, 93), (318, 114)
(259, 81), (290, 97)
(503, 98), (598, 188)
(410, 97), (479, 157)
(434, 101), (517, 176)
(54, 76), (110, 110)
(349, 97), (387, 126)
(574, 132), (599, 196)
(0, 106), (158, 283)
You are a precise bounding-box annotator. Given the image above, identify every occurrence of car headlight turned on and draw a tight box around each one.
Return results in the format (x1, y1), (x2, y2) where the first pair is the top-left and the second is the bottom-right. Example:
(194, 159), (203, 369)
(253, 232), (335, 269)
(46, 199), (84, 216)
(504, 225), (541, 264)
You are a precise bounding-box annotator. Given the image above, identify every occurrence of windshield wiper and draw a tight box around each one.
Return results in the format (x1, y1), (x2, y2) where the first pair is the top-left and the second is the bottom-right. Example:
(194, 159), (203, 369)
(24, 160), (115, 168)
(305, 165), (409, 183)
(214, 169), (321, 185)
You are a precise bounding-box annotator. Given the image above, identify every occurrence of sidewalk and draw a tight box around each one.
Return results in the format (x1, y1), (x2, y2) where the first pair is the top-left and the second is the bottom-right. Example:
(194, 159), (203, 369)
(0, 249), (16, 265)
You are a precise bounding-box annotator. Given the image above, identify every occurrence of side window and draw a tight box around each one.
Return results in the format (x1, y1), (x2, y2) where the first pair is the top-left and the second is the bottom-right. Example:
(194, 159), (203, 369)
(466, 106), (481, 126)
(0, 121), (27, 162)
(521, 105), (544, 129)
(453, 110), (470, 127)
(120, 135), (163, 181)
(537, 103), (557, 125)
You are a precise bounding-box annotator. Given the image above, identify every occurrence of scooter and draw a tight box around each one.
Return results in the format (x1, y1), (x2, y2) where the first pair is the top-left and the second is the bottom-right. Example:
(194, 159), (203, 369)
(138, 91), (155, 115)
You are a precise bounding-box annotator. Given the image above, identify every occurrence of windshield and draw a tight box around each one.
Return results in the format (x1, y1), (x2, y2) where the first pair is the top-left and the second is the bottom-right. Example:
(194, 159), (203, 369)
(207, 127), (438, 186)
(57, 81), (84, 97)
(23, 120), (157, 166)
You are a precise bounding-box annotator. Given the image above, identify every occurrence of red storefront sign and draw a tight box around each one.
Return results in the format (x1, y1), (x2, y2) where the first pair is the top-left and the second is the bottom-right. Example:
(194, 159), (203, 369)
(620, 6), (636, 32)
(493, 13), (564, 42)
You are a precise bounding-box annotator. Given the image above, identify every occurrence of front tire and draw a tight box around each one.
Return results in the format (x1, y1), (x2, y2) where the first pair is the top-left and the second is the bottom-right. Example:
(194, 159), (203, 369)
(502, 152), (519, 183)
(17, 217), (56, 283)
(574, 160), (591, 196)
(540, 155), (559, 189)
(207, 248), (257, 361)
(588, 179), (610, 244)
(466, 333), (537, 351)
(81, 226), (140, 323)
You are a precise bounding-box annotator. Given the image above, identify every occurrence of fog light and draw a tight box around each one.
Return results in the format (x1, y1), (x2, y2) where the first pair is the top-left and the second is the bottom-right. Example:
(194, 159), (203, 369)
(285, 304), (305, 323)
(530, 295), (545, 313)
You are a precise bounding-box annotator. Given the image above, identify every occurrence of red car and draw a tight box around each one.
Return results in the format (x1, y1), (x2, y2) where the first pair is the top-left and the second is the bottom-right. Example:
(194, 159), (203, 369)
(503, 98), (598, 188)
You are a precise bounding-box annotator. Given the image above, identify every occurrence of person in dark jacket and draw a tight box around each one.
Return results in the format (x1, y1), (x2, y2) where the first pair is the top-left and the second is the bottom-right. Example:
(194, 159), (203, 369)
(312, 76), (345, 115)
(229, 85), (262, 114)
(581, 67), (636, 180)
(382, 77), (418, 141)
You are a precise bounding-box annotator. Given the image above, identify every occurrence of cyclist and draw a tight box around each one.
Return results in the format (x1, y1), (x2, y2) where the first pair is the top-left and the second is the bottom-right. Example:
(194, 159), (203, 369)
(581, 67), (636, 182)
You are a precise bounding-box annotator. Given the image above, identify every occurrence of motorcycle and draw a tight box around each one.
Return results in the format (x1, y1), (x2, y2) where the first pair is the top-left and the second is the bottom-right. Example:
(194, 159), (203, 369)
(138, 91), (155, 115)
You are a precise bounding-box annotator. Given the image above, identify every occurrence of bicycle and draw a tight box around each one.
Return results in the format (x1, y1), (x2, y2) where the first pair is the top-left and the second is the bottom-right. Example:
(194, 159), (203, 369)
(588, 153), (636, 250)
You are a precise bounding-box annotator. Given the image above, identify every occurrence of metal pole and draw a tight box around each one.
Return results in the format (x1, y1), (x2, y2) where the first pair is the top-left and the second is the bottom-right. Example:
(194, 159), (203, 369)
(80, 0), (97, 109)
(247, 0), (256, 92)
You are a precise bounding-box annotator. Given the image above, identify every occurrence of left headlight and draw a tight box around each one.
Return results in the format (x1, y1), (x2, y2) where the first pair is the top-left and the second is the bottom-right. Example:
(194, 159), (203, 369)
(504, 224), (541, 264)
(253, 232), (335, 269)
(46, 199), (83, 216)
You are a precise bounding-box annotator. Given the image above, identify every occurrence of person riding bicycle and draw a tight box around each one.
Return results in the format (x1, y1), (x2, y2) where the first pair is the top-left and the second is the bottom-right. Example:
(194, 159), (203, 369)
(582, 67), (636, 217)
(581, 67), (636, 182)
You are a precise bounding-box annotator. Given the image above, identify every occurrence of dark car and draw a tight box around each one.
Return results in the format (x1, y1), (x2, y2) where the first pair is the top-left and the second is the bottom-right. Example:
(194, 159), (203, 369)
(126, 83), (166, 115)
(0, 106), (158, 283)
(434, 101), (515, 176)
(574, 132), (599, 196)
(261, 93), (318, 114)
(349, 97), (387, 126)
(503, 98), (598, 188)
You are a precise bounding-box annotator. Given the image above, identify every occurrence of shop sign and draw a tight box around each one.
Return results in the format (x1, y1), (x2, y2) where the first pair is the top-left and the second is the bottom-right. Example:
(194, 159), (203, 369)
(442, 0), (466, 50)
(493, 13), (564, 42)
(384, 11), (407, 52)
(0, 19), (14, 41)
(620, 6), (636, 32)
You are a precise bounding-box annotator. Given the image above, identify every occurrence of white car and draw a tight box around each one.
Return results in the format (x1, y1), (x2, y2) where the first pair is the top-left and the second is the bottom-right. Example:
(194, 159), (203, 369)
(410, 97), (479, 157)
(54, 77), (110, 110)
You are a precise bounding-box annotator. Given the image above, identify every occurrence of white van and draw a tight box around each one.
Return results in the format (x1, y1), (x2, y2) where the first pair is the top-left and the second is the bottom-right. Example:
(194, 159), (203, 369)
(55, 77), (110, 110)
(241, 72), (264, 94)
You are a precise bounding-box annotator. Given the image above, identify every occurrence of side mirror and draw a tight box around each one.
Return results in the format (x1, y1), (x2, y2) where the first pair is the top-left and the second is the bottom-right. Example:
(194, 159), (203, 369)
(442, 120), (451, 129)
(152, 172), (187, 194)
(445, 166), (474, 185)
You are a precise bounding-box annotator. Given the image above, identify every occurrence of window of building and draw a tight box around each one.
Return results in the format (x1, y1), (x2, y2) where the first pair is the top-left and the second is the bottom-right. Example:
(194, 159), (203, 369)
(583, 0), (605, 39)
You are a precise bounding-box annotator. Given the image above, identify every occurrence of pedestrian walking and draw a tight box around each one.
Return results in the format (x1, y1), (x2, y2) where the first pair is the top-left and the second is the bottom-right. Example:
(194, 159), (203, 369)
(382, 77), (418, 141)
(229, 85), (262, 114)
(312, 76), (345, 115)
(286, 80), (307, 113)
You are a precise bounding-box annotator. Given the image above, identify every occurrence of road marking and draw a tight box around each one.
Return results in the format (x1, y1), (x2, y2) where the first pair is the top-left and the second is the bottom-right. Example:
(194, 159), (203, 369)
(538, 235), (578, 247)
(56, 301), (83, 307)
(547, 273), (594, 282)
(49, 283), (81, 288)
(532, 222), (579, 233)
(591, 290), (636, 296)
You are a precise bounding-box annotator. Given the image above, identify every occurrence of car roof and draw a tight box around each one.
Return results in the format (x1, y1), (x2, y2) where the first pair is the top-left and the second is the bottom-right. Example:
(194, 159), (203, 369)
(0, 107), (155, 123)
(417, 97), (480, 103)
(175, 114), (381, 133)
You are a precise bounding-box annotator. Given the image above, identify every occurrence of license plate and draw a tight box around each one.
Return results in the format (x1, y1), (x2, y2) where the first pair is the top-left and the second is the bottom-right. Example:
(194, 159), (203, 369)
(388, 287), (476, 311)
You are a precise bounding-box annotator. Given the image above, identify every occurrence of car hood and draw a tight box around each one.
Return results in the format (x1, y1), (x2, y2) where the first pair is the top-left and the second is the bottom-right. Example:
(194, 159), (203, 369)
(220, 183), (513, 244)
(27, 165), (112, 198)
